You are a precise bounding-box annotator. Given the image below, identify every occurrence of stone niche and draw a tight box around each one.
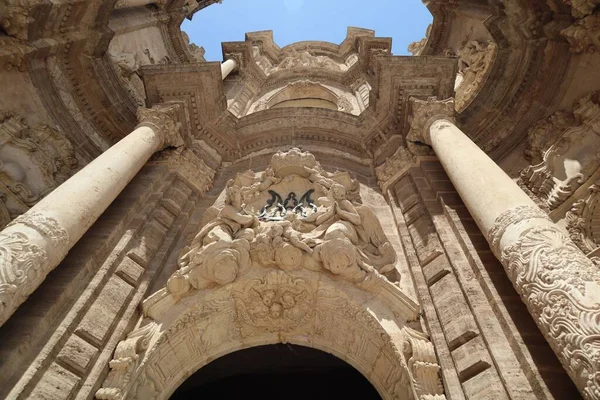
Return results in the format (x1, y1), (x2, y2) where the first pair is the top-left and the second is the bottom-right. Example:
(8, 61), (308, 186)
(96, 148), (446, 400)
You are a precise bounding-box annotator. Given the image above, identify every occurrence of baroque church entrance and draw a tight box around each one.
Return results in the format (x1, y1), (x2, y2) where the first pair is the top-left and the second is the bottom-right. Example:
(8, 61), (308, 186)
(170, 344), (381, 399)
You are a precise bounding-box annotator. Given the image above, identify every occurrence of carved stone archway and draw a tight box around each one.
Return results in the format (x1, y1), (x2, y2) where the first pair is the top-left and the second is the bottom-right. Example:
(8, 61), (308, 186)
(96, 149), (446, 400)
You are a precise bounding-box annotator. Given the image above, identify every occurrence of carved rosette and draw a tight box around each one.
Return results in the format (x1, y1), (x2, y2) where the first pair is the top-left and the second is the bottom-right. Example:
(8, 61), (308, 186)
(407, 97), (456, 145)
(136, 104), (184, 150)
(489, 206), (600, 399)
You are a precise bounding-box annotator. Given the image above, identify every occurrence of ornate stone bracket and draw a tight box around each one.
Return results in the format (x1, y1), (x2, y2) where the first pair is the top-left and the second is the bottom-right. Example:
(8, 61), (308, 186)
(401, 327), (446, 400)
(487, 206), (600, 399)
(407, 97), (456, 145)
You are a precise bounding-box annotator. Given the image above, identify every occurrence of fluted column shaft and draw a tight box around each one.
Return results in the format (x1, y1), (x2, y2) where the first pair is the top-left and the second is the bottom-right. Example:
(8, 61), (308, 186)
(414, 98), (600, 399)
(0, 104), (183, 328)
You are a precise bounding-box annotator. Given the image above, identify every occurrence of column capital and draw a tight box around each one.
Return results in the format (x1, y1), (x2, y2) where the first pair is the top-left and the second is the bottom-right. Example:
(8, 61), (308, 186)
(407, 97), (455, 145)
(136, 103), (185, 149)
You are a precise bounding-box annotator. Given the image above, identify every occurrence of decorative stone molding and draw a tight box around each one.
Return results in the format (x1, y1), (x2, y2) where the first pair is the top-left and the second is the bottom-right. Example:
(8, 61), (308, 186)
(7, 212), (69, 254)
(486, 205), (551, 256)
(401, 327), (446, 400)
(376, 146), (416, 192)
(406, 97), (456, 145)
(96, 322), (160, 400)
(520, 92), (600, 210)
(137, 104), (185, 149)
(499, 223), (600, 399)
(565, 181), (600, 254)
(561, 13), (600, 53)
(455, 40), (497, 112)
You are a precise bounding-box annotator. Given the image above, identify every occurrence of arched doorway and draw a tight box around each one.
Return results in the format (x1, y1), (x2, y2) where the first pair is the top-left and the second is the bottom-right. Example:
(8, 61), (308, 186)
(170, 344), (381, 399)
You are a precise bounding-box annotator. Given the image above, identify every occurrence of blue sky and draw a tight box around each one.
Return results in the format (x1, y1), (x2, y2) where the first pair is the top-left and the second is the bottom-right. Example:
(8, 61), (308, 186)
(182, 0), (432, 61)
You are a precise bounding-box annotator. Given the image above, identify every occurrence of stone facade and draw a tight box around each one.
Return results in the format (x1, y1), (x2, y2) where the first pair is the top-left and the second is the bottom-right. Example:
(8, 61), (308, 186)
(1, 1), (600, 399)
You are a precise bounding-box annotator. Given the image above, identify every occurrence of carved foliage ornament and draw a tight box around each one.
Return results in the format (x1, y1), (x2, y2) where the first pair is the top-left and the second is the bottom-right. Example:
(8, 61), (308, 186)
(0, 211), (69, 326)
(407, 97), (456, 145)
(136, 104), (184, 149)
(401, 327), (446, 400)
(500, 225), (600, 399)
(165, 148), (398, 300)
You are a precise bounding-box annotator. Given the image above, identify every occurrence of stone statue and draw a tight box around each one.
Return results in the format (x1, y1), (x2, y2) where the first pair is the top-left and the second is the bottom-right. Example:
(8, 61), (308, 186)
(163, 148), (399, 298)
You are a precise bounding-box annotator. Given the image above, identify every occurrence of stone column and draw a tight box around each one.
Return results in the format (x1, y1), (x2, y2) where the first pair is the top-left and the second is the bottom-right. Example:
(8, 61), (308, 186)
(0, 104), (184, 328)
(409, 97), (600, 399)
(221, 58), (238, 80)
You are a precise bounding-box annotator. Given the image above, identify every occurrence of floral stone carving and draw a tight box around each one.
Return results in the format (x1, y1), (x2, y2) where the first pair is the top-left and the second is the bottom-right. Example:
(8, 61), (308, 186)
(487, 204), (600, 399)
(165, 148), (398, 300)
(455, 40), (497, 112)
(233, 270), (315, 336)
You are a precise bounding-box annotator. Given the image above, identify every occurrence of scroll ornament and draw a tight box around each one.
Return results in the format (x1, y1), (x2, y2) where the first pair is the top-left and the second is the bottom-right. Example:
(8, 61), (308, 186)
(489, 206), (600, 399)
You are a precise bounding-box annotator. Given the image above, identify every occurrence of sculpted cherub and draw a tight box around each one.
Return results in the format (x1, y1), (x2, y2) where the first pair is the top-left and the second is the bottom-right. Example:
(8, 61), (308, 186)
(304, 183), (361, 227)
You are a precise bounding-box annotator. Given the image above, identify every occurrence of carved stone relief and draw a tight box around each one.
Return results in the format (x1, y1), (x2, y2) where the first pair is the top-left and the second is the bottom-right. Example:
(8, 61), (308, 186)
(165, 148), (398, 299)
(252, 46), (349, 76)
(561, 12), (600, 53)
(565, 181), (600, 253)
(96, 186), (444, 400)
(0, 110), (78, 229)
(520, 92), (600, 210)
(108, 50), (146, 107)
(454, 40), (497, 112)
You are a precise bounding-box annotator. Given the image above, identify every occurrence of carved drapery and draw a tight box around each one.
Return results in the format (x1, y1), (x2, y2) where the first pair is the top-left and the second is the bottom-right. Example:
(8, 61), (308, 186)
(488, 207), (600, 399)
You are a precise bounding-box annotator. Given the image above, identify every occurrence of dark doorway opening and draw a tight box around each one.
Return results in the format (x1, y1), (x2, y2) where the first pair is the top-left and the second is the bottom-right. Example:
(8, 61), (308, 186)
(170, 344), (382, 399)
